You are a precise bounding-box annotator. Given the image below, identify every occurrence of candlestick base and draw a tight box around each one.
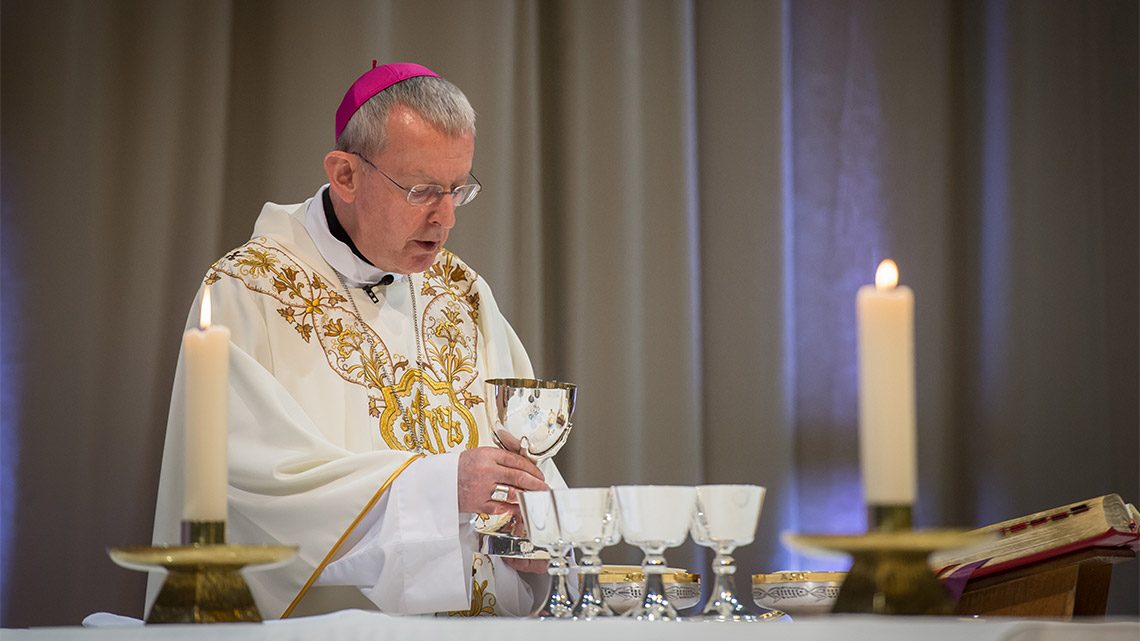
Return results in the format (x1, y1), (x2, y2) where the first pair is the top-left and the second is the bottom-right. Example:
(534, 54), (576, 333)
(109, 544), (296, 623)
(783, 530), (992, 615)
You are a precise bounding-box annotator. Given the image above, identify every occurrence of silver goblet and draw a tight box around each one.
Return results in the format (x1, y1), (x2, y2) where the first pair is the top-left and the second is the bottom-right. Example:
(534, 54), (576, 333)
(613, 485), (697, 621)
(480, 378), (576, 559)
(519, 490), (574, 618)
(690, 484), (782, 621)
(552, 487), (621, 619)
(485, 378), (576, 464)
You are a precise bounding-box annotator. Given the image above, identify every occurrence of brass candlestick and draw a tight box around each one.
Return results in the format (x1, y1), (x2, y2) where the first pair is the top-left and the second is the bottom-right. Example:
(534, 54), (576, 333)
(183, 520), (227, 545)
(784, 505), (992, 615)
(109, 520), (296, 624)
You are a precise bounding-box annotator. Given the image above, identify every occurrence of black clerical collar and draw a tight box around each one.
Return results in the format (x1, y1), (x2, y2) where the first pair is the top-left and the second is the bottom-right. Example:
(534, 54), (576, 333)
(322, 188), (395, 288)
(323, 188), (372, 265)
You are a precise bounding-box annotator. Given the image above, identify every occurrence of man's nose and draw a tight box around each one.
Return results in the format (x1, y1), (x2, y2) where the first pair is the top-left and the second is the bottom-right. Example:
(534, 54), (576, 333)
(431, 195), (457, 229)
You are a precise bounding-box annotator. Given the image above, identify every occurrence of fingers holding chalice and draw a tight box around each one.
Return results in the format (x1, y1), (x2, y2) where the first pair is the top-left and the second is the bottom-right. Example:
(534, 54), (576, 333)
(458, 447), (546, 519)
(492, 427), (525, 457)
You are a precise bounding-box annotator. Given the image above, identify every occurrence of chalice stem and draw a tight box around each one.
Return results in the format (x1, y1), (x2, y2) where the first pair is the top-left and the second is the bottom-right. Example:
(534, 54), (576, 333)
(573, 551), (613, 619)
(701, 549), (751, 619)
(538, 551), (574, 618)
(631, 550), (678, 620)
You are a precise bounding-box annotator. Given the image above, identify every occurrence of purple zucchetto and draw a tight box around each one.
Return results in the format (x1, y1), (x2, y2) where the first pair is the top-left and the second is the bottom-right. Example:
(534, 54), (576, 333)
(334, 61), (441, 141)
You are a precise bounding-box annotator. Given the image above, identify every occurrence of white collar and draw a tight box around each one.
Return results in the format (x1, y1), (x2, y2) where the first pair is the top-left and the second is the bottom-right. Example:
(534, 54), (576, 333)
(303, 185), (406, 289)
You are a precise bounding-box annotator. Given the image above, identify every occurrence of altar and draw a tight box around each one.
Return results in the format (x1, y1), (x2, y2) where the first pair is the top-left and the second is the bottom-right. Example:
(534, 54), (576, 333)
(4, 610), (1139, 641)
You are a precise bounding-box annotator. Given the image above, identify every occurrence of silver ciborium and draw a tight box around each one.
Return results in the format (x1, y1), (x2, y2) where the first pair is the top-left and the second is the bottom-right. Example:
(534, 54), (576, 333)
(479, 378), (576, 559)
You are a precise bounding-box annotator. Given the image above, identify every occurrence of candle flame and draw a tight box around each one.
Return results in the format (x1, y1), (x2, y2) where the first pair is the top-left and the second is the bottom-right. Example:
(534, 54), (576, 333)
(875, 259), (899, 290)
(200, 286), (212, 329)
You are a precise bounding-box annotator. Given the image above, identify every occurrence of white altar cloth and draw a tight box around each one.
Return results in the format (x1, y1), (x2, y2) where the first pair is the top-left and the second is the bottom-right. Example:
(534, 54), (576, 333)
(4, 610), (1138, 641)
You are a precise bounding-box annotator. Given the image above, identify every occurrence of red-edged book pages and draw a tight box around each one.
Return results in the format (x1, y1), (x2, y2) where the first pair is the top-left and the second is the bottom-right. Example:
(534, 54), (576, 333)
(932, 494), (1139, 580)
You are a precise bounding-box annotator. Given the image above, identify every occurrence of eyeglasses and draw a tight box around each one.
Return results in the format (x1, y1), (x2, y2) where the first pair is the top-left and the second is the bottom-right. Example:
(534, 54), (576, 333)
(352, 152), (482, 207)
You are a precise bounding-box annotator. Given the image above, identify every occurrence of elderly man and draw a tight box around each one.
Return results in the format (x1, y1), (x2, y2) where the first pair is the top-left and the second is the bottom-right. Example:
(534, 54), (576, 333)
(149, 62), (560, 618)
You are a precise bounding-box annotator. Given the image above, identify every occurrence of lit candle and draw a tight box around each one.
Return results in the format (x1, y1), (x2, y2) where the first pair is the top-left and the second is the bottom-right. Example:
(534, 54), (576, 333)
(182, 285), (230, 522)
(855, 259), (916, 506)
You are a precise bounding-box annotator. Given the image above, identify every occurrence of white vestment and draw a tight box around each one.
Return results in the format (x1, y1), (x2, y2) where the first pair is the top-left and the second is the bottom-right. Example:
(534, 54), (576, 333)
(148, 187), (560, 618)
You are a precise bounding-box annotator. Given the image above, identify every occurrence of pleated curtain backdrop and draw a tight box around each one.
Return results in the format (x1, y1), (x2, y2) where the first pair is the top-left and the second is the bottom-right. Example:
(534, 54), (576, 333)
(1, 0), (1135, 626)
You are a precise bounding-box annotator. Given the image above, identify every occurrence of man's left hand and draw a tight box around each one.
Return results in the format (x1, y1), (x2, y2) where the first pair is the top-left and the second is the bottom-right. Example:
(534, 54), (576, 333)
(504, 557), (549, 574)
(504, 516), (548, 573)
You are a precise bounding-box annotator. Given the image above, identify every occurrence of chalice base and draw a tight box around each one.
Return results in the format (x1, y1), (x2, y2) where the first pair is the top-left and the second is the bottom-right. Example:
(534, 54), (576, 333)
(697, 578), (791, 621)
(701, 594), (755, 621)
(626, 572), (680, 621)
(535, 573), (574, 619)
(627, 596), (678, 621)
(573, 573), (614, 619)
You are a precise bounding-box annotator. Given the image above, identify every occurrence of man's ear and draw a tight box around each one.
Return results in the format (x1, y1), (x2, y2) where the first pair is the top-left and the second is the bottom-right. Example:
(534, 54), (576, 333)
(324, 151), (360, 203)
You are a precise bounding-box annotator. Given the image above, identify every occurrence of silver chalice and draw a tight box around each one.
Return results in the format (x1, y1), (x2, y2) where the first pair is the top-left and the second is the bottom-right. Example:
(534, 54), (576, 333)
(485, 378), (576, 464)
(613, 485), (697, 621)
(519, 490), (574, 618)
(691, 484), (787, 621)
(479, 379), (576, 560)
(552, 487), (622, 619)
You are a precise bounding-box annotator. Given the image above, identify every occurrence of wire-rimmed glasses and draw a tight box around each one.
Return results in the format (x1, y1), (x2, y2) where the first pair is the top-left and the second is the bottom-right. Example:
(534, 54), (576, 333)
(352, 151), (481, 207)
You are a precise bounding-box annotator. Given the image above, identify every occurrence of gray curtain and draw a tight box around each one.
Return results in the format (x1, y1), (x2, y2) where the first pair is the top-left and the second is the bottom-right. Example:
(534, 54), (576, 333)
(2, 0), (1135, 626)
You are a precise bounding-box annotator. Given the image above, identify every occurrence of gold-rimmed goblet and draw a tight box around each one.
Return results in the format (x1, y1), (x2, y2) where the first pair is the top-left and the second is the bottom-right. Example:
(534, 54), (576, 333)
(613, 485), (697, 620)
(552, 487), (621, 619)
(519, 490), (573, 618)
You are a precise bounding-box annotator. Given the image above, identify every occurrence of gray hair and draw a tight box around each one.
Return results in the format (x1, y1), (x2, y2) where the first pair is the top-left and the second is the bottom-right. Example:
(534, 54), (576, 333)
(335, 75), (476, 158)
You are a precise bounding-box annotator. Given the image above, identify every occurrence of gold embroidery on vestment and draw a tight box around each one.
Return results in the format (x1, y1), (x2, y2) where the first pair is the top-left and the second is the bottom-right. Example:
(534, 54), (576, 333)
(208, 242), (486, 455)
(376, 368), (477, 453)
(448, 555), (498, 617)
(209, 242), (499, 611)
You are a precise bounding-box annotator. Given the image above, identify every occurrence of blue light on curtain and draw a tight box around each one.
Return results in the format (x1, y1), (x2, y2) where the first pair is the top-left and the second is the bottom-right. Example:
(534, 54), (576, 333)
(789, 0), (891, 540)
(976, 0), (1012, 526)
(778, 0), (802, 571)
(0, 193), (22, 602)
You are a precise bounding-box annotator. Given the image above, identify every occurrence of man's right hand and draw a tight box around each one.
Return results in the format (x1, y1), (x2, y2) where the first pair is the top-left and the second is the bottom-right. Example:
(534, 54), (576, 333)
(457, 447), (548, 518)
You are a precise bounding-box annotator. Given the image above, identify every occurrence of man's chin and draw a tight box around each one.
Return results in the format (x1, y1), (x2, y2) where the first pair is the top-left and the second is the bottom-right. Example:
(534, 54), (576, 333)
(406, 250), (442, 274)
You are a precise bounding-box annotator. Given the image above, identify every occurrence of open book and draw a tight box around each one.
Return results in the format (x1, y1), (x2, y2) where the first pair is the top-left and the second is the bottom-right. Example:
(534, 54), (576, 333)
(932, 494), (1139, 580)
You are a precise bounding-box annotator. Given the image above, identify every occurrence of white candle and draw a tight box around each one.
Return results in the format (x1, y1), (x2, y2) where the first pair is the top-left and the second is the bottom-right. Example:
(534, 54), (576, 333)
(855, 259), (916, 505)
(182, 285), (230, 522)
